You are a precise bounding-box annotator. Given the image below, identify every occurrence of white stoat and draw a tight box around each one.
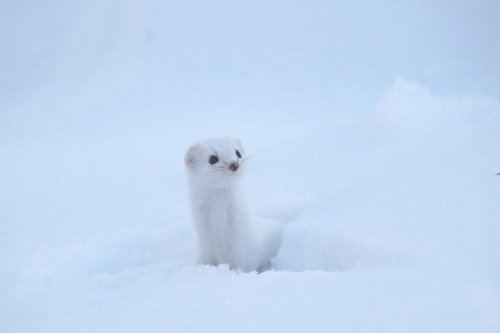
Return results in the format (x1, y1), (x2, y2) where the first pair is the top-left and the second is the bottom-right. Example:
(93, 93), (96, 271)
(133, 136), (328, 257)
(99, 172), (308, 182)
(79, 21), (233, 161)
(185, 137), (261, 272)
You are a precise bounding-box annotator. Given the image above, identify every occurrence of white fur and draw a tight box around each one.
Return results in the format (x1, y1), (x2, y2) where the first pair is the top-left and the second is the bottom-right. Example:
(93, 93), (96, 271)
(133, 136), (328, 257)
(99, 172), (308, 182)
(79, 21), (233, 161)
(185, 137), (260, 272)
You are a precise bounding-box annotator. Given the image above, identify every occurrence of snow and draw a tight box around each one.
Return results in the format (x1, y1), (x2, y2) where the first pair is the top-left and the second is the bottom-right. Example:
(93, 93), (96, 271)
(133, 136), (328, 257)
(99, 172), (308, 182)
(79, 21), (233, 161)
(1, 1), (500, 332)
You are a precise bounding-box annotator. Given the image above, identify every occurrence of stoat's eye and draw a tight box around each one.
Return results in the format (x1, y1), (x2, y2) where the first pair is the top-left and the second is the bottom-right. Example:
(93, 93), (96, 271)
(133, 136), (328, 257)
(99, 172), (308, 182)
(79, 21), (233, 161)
(208, 155), (219, 165)
(235, 150), (242, 158)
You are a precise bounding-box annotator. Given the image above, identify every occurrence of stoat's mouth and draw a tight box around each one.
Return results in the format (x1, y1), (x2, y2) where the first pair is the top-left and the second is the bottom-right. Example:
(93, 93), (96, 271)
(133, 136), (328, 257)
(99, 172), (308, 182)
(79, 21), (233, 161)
(227, 169), (241, 176)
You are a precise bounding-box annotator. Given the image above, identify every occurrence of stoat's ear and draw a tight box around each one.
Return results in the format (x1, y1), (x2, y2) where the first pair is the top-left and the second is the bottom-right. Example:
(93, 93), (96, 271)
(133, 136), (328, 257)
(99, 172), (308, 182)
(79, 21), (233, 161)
(185, 144), (203, 167)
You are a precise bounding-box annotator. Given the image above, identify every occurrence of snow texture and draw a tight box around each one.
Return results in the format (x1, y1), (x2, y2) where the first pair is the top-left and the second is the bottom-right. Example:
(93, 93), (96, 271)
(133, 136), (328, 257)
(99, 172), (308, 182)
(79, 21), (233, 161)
(1, 1), (500, 332)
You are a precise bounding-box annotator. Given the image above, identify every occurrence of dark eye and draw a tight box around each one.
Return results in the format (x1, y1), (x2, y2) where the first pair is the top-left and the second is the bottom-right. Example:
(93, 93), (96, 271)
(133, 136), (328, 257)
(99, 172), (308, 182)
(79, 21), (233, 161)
(208, 155), (219, 165)
(235, 150), (242, 158)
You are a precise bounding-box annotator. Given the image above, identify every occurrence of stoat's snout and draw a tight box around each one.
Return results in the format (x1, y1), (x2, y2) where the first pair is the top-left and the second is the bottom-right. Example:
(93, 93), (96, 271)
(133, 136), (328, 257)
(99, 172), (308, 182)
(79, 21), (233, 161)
(228, 161), (239, 172)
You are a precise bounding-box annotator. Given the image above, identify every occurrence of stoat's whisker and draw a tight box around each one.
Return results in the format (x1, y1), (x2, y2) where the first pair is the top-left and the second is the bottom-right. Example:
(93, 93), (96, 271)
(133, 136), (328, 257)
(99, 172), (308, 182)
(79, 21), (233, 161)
(195, 169), (227, 176)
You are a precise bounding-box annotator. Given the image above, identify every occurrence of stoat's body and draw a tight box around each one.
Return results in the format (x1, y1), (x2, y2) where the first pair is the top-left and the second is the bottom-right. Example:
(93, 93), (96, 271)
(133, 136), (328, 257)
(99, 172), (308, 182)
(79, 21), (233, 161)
(185, 137), (259, 272)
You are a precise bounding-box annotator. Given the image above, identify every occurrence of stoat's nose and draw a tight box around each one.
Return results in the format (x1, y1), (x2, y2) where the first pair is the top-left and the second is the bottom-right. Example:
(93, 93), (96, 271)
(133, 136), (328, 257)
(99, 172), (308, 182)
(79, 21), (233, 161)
(228, 162), (239, 172)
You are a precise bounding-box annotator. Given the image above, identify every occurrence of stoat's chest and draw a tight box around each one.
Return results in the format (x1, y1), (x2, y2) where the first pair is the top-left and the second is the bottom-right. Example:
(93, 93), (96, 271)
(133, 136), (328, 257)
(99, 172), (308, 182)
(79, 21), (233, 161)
(200, 190), (239, 226)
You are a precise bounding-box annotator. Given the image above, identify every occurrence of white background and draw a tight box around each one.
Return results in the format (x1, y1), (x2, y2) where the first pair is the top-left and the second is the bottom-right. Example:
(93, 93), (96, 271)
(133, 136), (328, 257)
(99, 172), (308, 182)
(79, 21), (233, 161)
(1, 1), (499, 332)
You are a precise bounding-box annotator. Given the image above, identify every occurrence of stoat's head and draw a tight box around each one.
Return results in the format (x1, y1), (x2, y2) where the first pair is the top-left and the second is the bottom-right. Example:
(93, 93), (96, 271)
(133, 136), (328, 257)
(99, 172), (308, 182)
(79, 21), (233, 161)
(185, 137), (246, 189)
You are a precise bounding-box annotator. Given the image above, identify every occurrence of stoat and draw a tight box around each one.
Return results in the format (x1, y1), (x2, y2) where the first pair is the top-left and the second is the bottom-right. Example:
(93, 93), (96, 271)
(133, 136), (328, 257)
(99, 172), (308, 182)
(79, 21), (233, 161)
(185, 137), (260, 272)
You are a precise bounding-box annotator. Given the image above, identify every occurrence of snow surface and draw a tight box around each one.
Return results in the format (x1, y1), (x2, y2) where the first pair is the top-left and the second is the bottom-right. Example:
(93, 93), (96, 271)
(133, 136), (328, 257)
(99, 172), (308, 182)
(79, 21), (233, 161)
(1, 1), (500, 332)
